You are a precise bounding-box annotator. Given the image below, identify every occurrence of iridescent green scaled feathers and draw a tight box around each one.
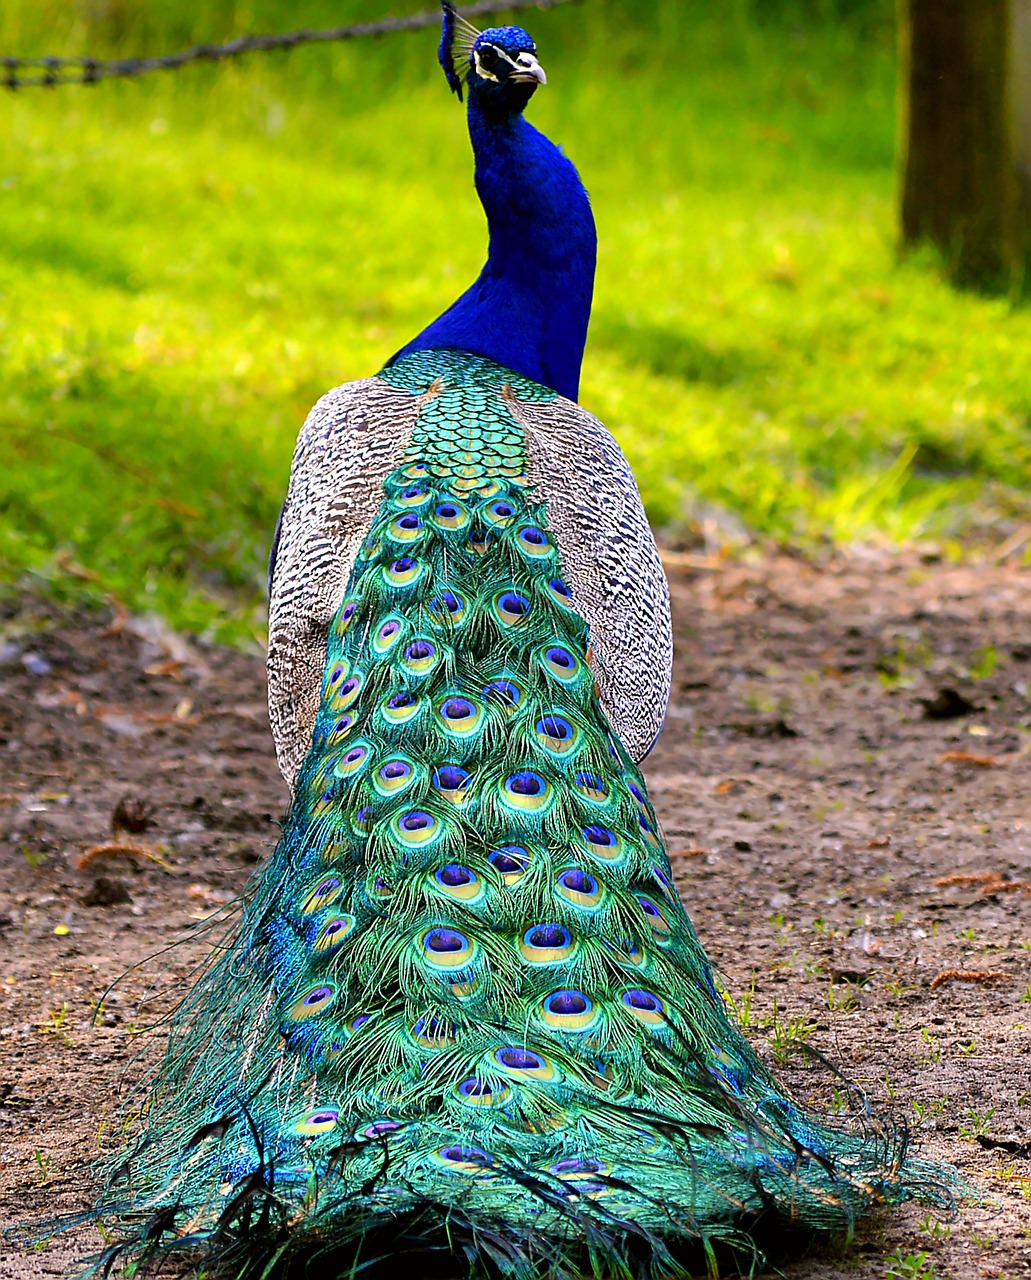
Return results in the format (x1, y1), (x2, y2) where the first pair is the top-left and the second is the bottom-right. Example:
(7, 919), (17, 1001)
(78, 352), (952, 1280)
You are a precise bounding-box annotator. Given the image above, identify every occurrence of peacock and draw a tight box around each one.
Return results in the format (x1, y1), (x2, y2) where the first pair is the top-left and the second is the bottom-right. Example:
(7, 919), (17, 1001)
(69, 6), (954, 1278)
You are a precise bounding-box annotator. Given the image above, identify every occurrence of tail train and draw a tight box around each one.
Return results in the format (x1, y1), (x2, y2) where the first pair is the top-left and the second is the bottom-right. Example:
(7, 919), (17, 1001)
(75, 351), (954, 1280)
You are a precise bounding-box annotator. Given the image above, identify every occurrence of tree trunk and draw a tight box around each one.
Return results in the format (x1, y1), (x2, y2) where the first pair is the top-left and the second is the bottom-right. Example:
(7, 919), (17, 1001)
(899, 0), (1020, 290)
(1014, 0), (1031, 263)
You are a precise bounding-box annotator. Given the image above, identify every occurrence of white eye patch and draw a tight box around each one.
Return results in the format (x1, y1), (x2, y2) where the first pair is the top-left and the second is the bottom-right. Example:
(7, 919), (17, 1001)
(473, 43), (535, 83)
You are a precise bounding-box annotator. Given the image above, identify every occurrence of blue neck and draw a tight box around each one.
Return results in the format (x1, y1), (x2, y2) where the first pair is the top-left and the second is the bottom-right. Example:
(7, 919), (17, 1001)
(391, 98), (596, 402)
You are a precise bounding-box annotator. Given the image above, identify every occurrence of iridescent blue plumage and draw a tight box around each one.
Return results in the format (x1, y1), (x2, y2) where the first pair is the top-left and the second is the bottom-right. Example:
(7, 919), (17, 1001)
(395, 11), (595, 402)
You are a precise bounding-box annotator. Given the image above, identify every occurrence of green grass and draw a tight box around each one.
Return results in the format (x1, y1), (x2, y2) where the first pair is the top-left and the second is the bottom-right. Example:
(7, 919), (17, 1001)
(2, 0), (1030, 641)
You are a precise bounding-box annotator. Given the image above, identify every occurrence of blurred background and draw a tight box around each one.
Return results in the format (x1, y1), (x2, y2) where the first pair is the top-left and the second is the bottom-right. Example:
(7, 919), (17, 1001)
(1, 0), (1029, 644)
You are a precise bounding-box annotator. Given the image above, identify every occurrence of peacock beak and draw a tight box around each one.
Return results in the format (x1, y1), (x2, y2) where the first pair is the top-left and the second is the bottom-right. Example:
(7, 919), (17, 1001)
(509, 53), (547, 86)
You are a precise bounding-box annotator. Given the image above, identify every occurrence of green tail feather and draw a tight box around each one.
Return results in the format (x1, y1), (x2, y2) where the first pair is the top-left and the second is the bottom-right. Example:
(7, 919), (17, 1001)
(77, 351), (954, 1278)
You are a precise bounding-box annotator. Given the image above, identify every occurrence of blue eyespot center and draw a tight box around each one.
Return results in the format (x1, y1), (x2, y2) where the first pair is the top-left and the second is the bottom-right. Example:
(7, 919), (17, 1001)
(507, 771), (544, 796)
(436, 865), (475, 888)
(538, 716), (573, 740)
(489, 846), (528, 874)
(499, 592), (530, 616)
(526, 924), (571, 949)
(434, 765), (472, 791)
(545, 990), (589, 1016)
(381, 761), (412, 780)
(425, 928), (469, 954)
(545, 646), (574, 669)
(559, 869), (598, 895)
(402, 811), (433, 832)
(496, 1047), (545, 1071)
(623, 989), (663, 1013)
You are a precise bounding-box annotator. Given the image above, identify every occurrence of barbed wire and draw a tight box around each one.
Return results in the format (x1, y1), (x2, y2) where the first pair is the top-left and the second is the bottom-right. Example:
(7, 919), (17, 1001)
(1, 0), (574, 90)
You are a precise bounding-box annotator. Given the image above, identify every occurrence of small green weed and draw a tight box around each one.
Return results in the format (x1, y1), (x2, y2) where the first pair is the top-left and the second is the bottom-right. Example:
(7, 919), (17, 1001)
(765, 1001), (818, 1064)
(33, 1148), (51, 1185)
(958, 1106), (997, 1141)
(918, 1214), (951, 1241)
(968, 646), (1000, 680)
(919, 1027), (943, 1064)
(884, 1248), (937, 1280)
(911, 1096), (949, 1128)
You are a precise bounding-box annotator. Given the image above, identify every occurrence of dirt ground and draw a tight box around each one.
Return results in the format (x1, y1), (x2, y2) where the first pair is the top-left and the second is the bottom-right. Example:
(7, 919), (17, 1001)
(0, 551), (1029, 1279)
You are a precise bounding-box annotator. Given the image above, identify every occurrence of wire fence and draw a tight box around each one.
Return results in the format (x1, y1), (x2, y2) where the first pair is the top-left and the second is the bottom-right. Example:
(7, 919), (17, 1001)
(1, 0), (574, 90)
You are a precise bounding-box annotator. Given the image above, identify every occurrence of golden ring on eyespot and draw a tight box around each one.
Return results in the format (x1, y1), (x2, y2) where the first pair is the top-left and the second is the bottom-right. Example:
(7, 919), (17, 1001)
(578, 824), (627, 864)
(455, 1078), (510, 1107)
(482, 498), (519, 528)
(334, 601), (361, 634)
(493, 590), (531, 627)
(429, 498), (470, 531)
(295, 1108), (339, 1137)
(436, 695), (482, 737)
(621, 988), (668, 1027)
(572, 771), (611, 805)
(540, 643), (581, 682)
(450, 977), (481, 999)
(636, 895), (673, 934)
(313, 915), (355, 952)
(388, 513), (426, 543)
(393, 809), (440, 848)
(534, 713), (580, 756)
(519, 923), (575, 965)
(488, 845), (530, 885)
(382, 556), (422, 588)
(374, 758), (417, 795)
(544, 577), (576, 609)
(431, 863), (483, 903)
(323, 659), (351, 696)
(428, 590), (467, 626)
(555, 868), (605, 911)
(381, 691), (423, 725)
(500, 770), (553, 814)
(539, 989), (598, 1032)
(372, 617), (406, 655)
(289, 984), (335, 1021)
(333, 741), (371, 779)
(516, 526), (554, 559)
(433, 1144), (496, 1175)
(395, 483), (433, 508)
(328, 671), (363, 712)
(402, 638), (439, 676)
(493, 1046), (558, 1081)
(420, 927), (475, 969)
(302, 876), (342, 914)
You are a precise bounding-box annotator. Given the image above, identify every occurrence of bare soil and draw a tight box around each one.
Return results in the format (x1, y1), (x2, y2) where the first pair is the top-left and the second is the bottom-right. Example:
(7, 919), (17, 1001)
(0, 551), (1029, 1279)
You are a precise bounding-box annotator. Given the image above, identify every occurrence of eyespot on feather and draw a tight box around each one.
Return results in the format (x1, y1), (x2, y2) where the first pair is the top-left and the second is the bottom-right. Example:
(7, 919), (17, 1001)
(289, 984), (336, 1021)
(519, 923), (575, 964)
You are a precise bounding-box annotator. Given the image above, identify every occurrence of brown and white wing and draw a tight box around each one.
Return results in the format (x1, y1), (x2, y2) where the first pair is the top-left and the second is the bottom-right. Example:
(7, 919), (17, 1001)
(515, 394), (673, 763)
(267, 377), (422, 788)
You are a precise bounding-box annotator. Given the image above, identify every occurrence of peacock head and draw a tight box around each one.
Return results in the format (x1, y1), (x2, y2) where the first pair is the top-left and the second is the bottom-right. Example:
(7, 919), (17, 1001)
(439, 3), (546, 114)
